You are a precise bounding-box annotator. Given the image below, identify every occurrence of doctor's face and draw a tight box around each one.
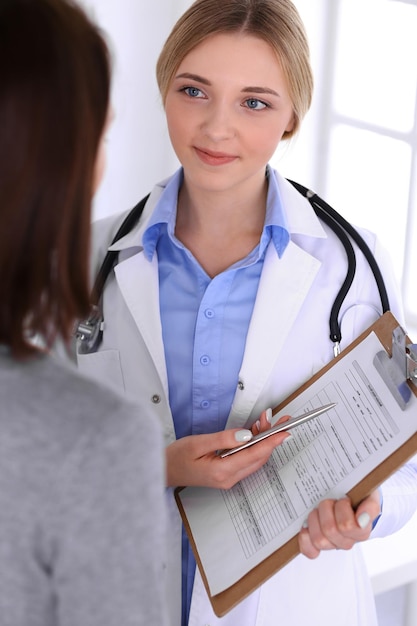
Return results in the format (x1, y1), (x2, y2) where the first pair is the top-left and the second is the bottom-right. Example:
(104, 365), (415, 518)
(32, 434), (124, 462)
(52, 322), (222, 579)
(164, 32), (295, 195)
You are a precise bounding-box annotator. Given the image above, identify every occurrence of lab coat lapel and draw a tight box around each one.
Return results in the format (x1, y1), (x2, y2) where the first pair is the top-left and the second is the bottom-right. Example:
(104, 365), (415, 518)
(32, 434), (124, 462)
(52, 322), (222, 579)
(106, 183), (169, 393)
(226, 241), (321, 428)
(114, 250), (169, 394)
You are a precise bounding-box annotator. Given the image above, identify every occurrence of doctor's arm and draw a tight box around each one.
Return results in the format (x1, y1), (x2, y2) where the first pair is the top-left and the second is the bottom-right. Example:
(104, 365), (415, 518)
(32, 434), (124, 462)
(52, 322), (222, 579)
(297, 236), (417, 559)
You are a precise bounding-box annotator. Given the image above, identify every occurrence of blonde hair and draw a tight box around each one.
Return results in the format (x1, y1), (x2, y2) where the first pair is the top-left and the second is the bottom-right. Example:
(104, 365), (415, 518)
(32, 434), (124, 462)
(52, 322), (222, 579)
(156, 0), (313, 139)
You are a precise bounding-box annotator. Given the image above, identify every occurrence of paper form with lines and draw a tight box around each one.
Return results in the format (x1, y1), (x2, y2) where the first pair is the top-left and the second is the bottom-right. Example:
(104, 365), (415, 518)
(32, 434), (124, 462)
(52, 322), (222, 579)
(176, 330), (417, 597)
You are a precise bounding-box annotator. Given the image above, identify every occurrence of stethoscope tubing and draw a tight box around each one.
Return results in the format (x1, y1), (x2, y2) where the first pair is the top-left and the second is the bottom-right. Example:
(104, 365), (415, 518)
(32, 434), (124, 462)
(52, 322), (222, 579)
(287, 179), (390, 346)
(76, 180), (390, 355)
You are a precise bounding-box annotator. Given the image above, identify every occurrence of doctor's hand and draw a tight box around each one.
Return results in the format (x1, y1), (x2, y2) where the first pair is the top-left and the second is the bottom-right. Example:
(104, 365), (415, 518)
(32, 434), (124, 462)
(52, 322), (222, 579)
(166, 410), (291, 489)
(298, 490), (382, 559)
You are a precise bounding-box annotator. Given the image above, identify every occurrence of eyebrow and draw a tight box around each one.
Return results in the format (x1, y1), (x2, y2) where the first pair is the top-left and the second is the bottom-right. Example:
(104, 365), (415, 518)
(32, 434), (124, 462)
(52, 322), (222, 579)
(242, 86), (280, 97)
(174, 73), (281, 97)
(175, 72), (211, 86)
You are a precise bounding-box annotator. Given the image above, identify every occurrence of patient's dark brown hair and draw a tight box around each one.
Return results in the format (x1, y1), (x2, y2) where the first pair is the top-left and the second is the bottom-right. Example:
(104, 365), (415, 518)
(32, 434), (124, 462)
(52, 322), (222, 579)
(0, 0), (110, 358)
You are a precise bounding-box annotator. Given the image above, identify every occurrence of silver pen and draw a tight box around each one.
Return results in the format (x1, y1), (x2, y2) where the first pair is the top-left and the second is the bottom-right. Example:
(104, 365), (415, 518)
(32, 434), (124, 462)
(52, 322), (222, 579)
(219, 402), (337, 458)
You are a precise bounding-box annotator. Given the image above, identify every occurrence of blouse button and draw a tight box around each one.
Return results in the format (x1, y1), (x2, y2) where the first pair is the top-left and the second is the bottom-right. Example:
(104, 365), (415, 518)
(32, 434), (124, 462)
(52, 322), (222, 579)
(151, 394), (161, 404)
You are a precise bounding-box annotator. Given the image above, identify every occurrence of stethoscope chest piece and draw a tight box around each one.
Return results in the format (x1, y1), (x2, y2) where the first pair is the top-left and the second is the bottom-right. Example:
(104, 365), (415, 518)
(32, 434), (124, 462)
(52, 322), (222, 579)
(75, 305), (104, 355)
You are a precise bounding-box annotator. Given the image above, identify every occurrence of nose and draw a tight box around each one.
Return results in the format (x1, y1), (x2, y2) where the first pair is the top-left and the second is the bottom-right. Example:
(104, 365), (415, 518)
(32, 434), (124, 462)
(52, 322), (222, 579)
(201, 100), (235, 142)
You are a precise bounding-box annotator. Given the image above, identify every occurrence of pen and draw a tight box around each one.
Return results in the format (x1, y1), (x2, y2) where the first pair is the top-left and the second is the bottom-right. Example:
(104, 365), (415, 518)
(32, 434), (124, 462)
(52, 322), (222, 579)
(219, 402), (337, 458)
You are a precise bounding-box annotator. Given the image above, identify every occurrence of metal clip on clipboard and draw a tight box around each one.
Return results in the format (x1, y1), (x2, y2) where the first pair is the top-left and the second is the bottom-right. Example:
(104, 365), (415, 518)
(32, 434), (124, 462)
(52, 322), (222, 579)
(374, 325), (417, 410)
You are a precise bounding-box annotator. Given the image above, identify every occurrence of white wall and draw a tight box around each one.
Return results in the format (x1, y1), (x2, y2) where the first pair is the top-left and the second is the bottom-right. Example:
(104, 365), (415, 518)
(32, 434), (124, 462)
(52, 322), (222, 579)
(80, 0), (183, 219)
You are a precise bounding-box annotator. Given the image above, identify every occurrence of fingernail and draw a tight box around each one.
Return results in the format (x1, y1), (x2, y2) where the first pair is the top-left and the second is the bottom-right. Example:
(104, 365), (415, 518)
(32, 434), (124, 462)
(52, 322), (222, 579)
(302, 519), (309, 529)
(235, 429), (253, 443)
(255, 420), (261, 432)
(284, 433), (293, 442)
(357, 512), (371, 529)
(266, 408), (272, 423)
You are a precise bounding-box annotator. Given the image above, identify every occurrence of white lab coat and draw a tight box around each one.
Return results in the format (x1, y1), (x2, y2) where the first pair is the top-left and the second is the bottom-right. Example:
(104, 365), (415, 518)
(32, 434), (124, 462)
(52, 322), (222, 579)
(77, 170), (417, 626)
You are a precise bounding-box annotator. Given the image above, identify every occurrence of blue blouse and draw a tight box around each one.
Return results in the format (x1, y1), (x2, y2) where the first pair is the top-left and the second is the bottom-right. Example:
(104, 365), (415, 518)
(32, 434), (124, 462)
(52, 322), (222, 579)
(142, 165), (290, 624)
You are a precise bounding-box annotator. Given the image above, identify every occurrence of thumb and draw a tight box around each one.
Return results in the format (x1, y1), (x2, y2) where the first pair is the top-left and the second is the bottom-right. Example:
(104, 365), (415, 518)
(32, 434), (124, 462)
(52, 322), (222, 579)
(355, 509), (372, 530)
(355, 490), (382, 530)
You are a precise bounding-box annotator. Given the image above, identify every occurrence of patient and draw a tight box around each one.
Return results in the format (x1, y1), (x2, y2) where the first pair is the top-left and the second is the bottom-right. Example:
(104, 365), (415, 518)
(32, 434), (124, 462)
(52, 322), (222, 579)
(0, 1), (168, 624)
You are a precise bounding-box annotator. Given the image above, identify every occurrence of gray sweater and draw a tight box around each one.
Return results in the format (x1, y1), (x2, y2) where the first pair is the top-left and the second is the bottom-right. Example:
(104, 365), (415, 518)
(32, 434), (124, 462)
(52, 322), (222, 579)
(0, 349), (168, 626)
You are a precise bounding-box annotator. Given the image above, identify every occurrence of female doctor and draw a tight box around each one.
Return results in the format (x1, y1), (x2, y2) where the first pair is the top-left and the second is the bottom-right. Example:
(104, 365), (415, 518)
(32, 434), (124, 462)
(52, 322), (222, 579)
(77, 0), (417, 625)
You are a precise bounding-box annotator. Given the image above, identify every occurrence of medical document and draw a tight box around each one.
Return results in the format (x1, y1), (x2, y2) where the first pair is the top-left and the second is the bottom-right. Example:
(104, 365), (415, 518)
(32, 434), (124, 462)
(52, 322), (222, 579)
(177, 331), (417, 597)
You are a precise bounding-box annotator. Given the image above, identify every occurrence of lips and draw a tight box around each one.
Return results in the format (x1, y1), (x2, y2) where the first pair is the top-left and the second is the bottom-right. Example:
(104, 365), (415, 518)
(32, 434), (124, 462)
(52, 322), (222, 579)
(194, 146), (237, 166)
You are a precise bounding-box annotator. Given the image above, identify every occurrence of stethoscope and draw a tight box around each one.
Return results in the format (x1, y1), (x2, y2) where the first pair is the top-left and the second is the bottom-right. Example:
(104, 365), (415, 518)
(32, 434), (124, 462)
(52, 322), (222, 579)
(75, 180), (390, 356)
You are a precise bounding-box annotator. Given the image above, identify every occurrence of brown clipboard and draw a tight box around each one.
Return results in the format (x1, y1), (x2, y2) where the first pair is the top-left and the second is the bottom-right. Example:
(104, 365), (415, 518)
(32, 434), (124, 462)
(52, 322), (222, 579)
(175, 311), (417, 617)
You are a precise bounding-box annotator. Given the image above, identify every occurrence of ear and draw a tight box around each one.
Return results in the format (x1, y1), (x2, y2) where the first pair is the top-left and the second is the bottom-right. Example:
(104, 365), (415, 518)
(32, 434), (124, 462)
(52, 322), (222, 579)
(285, 112), (296, 134)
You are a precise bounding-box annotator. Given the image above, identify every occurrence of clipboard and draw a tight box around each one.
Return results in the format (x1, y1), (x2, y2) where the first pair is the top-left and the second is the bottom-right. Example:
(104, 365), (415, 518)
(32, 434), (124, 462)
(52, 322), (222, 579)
(175, 311), (417, 617)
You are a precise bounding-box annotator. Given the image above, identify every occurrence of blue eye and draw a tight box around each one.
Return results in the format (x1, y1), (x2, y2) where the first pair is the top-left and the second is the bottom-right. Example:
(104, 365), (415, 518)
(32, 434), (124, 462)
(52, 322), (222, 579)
(184, 86), (204, 98)
(245, 98), (268, 110)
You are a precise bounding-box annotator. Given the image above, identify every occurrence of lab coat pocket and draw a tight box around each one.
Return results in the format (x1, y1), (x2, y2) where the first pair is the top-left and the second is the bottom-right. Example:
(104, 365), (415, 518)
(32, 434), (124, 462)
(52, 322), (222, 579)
(77, 349), (125, 393)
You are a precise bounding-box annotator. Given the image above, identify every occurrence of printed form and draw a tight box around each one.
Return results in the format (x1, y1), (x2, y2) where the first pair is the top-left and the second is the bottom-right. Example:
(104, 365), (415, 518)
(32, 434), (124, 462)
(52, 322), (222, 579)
(178, 331), (417, 596)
